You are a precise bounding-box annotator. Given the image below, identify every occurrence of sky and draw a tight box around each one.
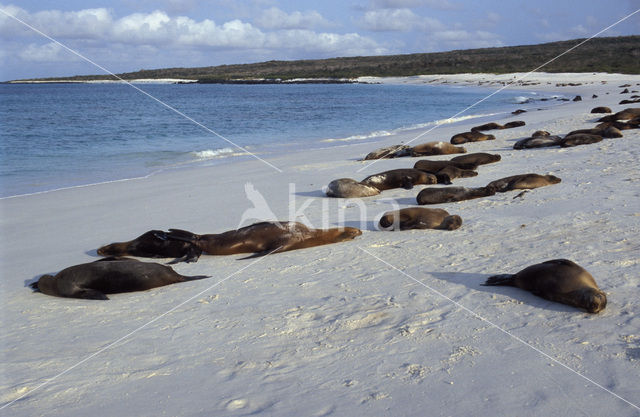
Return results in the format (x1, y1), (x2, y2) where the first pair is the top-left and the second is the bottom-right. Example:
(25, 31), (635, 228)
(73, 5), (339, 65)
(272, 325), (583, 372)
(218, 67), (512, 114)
(0, 1), (639, 80)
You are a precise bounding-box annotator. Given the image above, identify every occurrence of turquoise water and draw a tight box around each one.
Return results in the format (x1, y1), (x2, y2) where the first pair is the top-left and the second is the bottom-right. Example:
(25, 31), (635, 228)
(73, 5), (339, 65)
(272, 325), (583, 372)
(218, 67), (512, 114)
(0, 82), (552, 197)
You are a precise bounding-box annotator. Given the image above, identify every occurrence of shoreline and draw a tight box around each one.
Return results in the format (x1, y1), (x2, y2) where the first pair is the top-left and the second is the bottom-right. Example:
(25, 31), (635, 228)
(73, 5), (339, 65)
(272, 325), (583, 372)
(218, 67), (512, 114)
(2, 72), (640, 416)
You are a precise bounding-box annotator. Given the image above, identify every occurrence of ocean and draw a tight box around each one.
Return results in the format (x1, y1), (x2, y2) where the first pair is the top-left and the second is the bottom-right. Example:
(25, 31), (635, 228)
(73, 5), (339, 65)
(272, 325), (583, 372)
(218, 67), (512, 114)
(0, 82), (555, 197)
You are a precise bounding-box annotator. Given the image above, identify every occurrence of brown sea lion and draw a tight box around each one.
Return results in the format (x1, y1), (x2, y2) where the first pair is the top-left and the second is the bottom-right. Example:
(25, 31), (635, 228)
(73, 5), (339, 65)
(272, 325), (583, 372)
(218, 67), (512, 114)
(97, 230), (202, 264)
(326, 178), (380, 198)
(486, 173), (561, 192)
(512, 109), (526, 115)
(410, 141), (466, 156)
(503, 120), (526, 129)
(565, 128), (622, 138)
(513, 136), (562, 149)
(590, 106), (611, 114)
(598, 107), (640, 122)
(361, 169), (437, 191)
(619, 99), (640, 105)
(164, 221), (362, 259)
(362, 144), (411, 160)
(416, 186), (495, 205)
(450, 131), (496, 145)
(30, 257), (209, 300)
(532, 130), (550, 138)
(559, 134), (603, 147)
(483, 259), (606, 313)
(450, 152), (501, 166)
(436, 165), (478, 181)
(471, 122), (502, 132)
(414, 159), (478, 173)
(379, 207), (462, 230)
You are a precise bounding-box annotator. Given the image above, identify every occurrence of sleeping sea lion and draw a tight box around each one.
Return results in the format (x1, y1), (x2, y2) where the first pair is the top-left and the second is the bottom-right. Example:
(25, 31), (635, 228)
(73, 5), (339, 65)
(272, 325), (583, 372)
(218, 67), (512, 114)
(450, 131), (496, 145)
(30, 257), (209, 300)
(97, 230), (202, 264)
(590, 106), (611, 114)
(414, 159), (478, 173)
(360, 169), (437, 191)
(435, 165), (478, 182)
(486, 173), (561, 192)
(471, 122), (502, 132)
(565, 128), (622, 139)
(163, 221), (362, 259)
(559, 134), (603, 147)
(502, 121), (526, 129)
(378, 207), (462, 230)
(416, 186), (495, 205)
(513, 136), (562, 149)
(410, 141), (466, 156)
(362, 144), (411, 160)
(483, 259), (606, 313)
(450, 152), (501, 166)
(326, 178), (380, 198)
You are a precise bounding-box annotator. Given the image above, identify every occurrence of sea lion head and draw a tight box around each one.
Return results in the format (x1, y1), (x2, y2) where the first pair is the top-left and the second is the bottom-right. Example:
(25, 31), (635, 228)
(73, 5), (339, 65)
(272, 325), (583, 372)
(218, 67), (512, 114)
(31, 275), (55, 295)
(97, 243), (123, 256)
(442, 215), (463, 230)
(545, 175), (562, 185)
(378, 213), (396, 229)
(580, 288), (607, 313)
(334, 227), (362, 241)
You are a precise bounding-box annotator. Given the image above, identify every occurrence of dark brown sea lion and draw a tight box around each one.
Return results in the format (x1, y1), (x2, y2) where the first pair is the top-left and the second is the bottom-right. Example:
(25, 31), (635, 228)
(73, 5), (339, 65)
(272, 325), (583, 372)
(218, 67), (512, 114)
(483, 259), (606, 313)
(97, 230), (202, 264)
(486, 173), (561, 192)
(164, 221), (362, 259)
(436, 165), (478, 181)
(590, 106), (611, 114)
(410, 141), (466, 156)
(502, 120), (526, 129)
(619, 99), (640, 105)
(450, 152), (501, 166)
(559, 134), (603, 147)
(565, 128), (622, 138)
(361, 169), (437, 191)
(362, 144), (411, 160)
(414, 159), (478, 173)
(450, 131), (495, 145)
(326, 178), (380, 198)
(416, 186), (495, 205)
(513, 136), (562, 149)
(379, 207), (462, 230)
(30, 257), (209, 300)
(471, 122), (502, 132)
(512, 109), (526, 115)
(598, 107), (640, 122)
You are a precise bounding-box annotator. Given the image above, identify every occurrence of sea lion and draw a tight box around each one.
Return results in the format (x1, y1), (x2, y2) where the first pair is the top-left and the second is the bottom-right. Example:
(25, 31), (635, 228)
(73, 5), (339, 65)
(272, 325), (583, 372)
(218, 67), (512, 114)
(410, 141), (466, 156)
(572, 95), (582, 101)
(97, 230), (202, 264)
(363, 144), (411, 160)
(619, 99), (640, 105)
(326, 178), (380, 198)
(513, 136), (562, 149)
(486, 173), (561, 192)
(416, 186), (495, 205)
(559, 134), (603, 147)
(450, 131), (496, 145)
(590, 106), (611, 114)
(483, 259), (606, 313)
(435, 165), (478, 182)
(361, 169), (437, 191)
(512, 109), (526, 115)
(450, 152), (501, 166)
(414, 159), (478, 173)
(532, 130), (550, 137)
(502, 120), (526, 129)
(471, 122), (502, 132)
(30, 257), (209, 300)
(163, 221), (362, 259)
(565, 128), (622, 138)
(598, 107), (640, 122)
(379, 207), (462, 231)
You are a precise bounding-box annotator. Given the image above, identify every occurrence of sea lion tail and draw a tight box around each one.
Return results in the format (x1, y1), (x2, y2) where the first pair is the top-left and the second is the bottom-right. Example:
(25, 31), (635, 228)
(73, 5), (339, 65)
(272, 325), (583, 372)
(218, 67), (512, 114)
(182, 275), (211, 282)
(483, 274), (516, 286)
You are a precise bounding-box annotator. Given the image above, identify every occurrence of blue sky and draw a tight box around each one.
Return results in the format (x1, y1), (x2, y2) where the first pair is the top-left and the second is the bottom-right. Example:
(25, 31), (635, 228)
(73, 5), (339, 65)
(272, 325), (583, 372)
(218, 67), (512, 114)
(1, 0), (638, 80)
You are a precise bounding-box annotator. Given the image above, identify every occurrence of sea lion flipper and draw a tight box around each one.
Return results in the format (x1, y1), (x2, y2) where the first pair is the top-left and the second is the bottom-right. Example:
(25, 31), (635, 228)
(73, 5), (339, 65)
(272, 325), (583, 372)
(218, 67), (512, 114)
(74, 288), (109, 300)
(482, 274), (516, 286)
(167, 247), (203, 264)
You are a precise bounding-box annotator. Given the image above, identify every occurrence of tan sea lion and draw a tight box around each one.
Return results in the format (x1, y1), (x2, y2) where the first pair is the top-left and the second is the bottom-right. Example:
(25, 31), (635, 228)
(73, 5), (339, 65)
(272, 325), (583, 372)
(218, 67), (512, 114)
(379, 207), (462, 230)
(450, 152), (501, 166)
(450, 131), (495, 145)
(416, 186), (495, 205)
(30, 257), (209, 300)
(410, 141), (466, 156)
(513, 136), (562, 149)
(483, 259), (606, 313)
(362, 144), (411, 160)
(590, 106), (612, 114)
(326, 178), (380, 198)
(164, 221), (362, 259)
(559, 134), (603, 147)
(471, 122), (502, 132)
(361, 168), (437, 191)
(486, 173), (561, 192)
(97, 230), (203, 264)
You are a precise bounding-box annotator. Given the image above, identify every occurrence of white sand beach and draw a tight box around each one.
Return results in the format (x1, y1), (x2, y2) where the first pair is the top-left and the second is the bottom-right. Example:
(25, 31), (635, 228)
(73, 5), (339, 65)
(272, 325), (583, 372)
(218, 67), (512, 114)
(2, 73), (640, 416)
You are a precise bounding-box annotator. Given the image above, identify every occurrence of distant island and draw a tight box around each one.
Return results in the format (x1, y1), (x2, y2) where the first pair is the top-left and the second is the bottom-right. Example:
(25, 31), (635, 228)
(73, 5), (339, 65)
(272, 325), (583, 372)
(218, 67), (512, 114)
(8, 35), (640, 84)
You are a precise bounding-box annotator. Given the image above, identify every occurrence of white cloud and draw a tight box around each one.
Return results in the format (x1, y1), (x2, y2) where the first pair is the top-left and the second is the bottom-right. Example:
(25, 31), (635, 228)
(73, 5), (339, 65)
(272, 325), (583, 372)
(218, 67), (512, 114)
(370, 0), (459, 10)
(255, 7), (330, 30)
(359, 8), (444, 32)
(428, 29), (503, 49)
